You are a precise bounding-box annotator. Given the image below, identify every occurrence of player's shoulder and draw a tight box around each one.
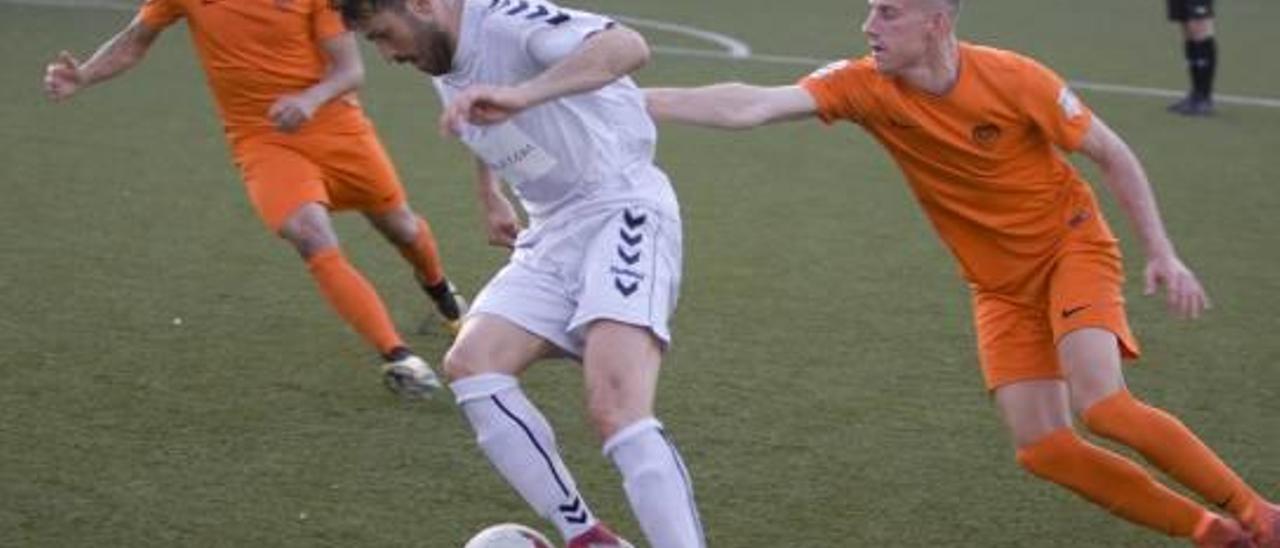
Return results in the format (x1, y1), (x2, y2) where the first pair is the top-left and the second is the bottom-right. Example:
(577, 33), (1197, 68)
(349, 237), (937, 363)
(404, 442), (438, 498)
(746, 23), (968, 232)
(805, 55), (879, 84)
(962, 42), (1049, 76)
(474, 0), (579, 34)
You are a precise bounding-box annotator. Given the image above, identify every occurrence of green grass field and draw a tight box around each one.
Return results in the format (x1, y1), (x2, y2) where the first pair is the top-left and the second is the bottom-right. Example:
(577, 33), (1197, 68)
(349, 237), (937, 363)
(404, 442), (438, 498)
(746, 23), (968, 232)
(2, 0), (1278, 546)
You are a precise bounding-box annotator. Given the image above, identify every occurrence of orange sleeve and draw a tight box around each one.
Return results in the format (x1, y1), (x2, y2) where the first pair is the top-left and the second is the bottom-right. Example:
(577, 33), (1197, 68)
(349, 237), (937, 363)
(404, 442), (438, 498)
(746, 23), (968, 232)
(1015, 55), (1093, 152)
(137, 0), (183, 29)
(798, 58), (873, 125)
(312, 0), (347, 42)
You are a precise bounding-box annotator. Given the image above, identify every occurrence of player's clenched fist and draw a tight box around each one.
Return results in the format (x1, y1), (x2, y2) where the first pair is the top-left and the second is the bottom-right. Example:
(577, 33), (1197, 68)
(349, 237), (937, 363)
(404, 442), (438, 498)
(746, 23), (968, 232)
(44, 51), (84, 102)
(268, 94), (318, 133)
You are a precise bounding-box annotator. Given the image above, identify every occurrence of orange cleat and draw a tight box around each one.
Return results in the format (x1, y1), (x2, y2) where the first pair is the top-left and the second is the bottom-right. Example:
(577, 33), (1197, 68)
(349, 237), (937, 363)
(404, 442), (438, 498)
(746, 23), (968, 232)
(1193, 512), (1254, 548)
(1244, 501), (1280, 548)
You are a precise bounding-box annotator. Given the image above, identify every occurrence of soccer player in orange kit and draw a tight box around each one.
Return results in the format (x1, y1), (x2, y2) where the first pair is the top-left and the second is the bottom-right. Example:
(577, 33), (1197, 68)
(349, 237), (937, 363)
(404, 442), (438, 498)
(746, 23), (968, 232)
(645, 0), (1278, 546)
(42, 0), (466, 397)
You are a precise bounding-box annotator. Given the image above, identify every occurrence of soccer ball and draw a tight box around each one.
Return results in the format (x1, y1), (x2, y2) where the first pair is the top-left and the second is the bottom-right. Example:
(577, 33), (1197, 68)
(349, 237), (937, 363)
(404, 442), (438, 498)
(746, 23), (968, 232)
(463, 523), (554, 548)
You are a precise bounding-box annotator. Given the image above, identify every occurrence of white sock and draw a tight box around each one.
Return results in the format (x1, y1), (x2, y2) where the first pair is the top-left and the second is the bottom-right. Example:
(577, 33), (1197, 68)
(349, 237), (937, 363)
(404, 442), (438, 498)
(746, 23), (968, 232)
(603, 417), (705, 548)
(452, 374), (597, 542)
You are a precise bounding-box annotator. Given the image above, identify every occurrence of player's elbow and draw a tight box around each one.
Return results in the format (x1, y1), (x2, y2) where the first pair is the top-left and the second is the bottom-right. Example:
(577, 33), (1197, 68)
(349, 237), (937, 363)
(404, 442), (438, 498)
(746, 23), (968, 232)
(733, 106), (772, 129)
(721, 83), (775, 129)
(629, 33), (651, 71)
(347, 63), (366, 89)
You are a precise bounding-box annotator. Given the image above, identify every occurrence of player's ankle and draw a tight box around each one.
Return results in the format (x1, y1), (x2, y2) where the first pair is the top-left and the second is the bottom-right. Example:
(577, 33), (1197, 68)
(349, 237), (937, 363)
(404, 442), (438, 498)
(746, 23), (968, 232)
(382, 345), (413, 362)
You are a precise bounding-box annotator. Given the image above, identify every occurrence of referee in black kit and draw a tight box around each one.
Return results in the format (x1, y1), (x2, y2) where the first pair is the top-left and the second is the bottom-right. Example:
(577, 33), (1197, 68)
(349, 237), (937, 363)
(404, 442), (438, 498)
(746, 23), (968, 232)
(1167, 0), (1217, 116)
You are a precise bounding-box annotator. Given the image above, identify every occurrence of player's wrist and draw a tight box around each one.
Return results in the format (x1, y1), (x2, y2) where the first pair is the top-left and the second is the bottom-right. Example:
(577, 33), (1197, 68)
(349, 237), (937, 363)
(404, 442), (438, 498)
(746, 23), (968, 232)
(1144, 242), (1178, 263)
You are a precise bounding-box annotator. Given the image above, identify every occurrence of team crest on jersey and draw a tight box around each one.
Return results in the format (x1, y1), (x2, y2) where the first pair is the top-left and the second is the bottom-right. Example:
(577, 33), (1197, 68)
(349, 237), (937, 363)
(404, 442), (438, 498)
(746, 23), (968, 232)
(1057, 87), (1084, 119)
(971, 123), (1001, 147)
(808, 60), (850, 80)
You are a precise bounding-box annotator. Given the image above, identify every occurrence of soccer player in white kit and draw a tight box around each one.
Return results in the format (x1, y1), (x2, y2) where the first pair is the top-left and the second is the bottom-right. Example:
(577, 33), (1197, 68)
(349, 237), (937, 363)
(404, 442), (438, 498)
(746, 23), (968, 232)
(335, 0), (705, 546)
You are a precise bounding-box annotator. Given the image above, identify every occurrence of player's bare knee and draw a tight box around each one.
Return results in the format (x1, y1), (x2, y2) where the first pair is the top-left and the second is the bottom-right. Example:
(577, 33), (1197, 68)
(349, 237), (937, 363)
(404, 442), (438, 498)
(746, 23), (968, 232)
(1185, 19), (1214, 40)
(585, 393), (645, 441)
(1067, 375), (1126, 416)
(280, 206), (339, 258)
(442, 343), (481, 382)
(586, 404), (626, 441)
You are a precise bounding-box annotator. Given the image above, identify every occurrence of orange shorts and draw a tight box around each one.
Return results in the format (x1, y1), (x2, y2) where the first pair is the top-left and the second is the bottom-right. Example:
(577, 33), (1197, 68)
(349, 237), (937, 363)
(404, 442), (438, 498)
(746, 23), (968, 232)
(233, 128), (406, 232)
(971, 245), (1141, 390)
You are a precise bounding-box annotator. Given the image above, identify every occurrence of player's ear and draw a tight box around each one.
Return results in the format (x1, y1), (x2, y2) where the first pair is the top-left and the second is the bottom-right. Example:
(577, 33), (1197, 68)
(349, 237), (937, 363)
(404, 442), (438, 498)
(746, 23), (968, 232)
(926, 9), (949, 36)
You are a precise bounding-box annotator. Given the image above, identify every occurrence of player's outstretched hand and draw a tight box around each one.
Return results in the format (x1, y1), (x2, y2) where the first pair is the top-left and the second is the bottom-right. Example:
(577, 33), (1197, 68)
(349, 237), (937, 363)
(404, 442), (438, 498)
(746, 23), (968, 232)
(44, 51), (84, 102)
(1144, 253), (1211, 319)
(268, 94), (318, 133)
(440, 85), (530, 136)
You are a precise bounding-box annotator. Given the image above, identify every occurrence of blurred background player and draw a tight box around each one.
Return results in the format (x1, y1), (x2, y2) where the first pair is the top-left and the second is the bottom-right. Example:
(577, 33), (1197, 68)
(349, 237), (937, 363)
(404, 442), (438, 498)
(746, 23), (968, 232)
(1167, 0), (1217, 116)
(41, 0), (466, 397)
(336, 0), (706, 546)
(646, 0), (1277, 546)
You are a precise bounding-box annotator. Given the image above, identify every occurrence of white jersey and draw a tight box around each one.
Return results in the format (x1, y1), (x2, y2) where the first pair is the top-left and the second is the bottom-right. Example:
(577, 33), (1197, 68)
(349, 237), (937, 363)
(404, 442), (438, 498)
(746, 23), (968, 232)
(432, 0), (677, 227)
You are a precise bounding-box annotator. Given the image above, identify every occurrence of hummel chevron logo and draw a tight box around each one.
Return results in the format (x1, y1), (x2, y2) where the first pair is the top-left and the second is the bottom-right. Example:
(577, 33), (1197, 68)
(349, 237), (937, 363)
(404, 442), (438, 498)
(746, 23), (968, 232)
(505, 0), (528, 15)
(546, 11), (570, 25)
(525, 4), (548, 19)
(617, 246), (641, 265)
(559, 496), (590, 524)
(619, 229), (642, 246)
(615, 278), (639, 297)
(623, 210), (647, 229)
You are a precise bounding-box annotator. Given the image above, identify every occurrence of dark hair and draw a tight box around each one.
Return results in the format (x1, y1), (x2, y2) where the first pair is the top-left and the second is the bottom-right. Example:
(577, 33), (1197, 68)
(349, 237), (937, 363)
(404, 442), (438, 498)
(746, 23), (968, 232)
(330, 0), (405, 28)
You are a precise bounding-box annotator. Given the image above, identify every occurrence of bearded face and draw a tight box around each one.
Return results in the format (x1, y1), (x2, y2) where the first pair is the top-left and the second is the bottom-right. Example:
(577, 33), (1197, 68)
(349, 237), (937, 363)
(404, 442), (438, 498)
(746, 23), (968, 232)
(360, 3), (455, 75)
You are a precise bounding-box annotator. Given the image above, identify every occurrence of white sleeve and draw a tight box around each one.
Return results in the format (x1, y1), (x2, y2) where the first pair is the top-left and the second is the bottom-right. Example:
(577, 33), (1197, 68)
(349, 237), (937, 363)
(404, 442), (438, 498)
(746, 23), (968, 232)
(524, 7), (615, 67)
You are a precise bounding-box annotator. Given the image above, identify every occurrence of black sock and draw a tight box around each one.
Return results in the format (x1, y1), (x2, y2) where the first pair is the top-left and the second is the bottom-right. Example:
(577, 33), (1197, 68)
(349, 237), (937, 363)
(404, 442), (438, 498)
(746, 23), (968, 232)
(424, 279), (461, 320)
(1185, 37), (1216, 100)
(383, 345), (413, 362)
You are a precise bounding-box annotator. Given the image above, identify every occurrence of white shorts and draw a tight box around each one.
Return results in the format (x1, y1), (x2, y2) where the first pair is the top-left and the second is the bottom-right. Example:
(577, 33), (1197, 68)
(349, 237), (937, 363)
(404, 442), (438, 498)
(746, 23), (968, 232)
(469, 202), (682, 358)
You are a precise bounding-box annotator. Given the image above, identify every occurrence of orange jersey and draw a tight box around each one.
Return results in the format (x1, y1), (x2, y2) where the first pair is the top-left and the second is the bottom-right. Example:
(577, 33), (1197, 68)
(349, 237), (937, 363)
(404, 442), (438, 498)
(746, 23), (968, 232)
(801, 43), (1118, 296)
(139, 0), (367, 138)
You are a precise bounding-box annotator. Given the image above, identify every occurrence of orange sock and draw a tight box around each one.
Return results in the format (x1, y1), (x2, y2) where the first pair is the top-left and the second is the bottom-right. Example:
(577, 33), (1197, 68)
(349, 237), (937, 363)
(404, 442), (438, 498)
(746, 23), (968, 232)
(306, 248), (403, 355)
(396, 218), (446, 287)
(1016, 428), (1205, 537)
(1083, 390), (1263, 518)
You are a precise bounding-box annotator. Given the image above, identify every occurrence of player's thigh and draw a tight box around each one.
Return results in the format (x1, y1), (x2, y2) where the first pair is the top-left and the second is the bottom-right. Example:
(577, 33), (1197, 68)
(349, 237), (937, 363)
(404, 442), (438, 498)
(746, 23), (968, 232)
(971, 291), (1060, 391)
(444, 312), (559, 381)
(235, 139), (328, 233)
(314, 130), (407, 216)
(1049, 249), (1137, 412)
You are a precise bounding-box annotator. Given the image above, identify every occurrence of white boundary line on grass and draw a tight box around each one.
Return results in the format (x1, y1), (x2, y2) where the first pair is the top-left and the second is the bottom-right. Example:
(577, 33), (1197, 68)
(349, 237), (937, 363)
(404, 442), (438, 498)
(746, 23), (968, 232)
(12, 0), (1280, 110)
(639, 45), (1280, 110)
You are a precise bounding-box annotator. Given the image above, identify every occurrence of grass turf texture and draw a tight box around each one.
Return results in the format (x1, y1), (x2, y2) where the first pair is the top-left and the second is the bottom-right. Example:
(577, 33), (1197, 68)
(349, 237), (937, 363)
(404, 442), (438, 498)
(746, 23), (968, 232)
(2, 0), (1278, 545)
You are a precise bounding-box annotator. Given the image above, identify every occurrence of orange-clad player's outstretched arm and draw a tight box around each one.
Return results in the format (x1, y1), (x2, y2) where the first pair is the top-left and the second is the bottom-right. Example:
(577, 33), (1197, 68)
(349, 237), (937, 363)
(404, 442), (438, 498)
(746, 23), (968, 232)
(645, 84), (817, 130)
(42, 16), (163, 102)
